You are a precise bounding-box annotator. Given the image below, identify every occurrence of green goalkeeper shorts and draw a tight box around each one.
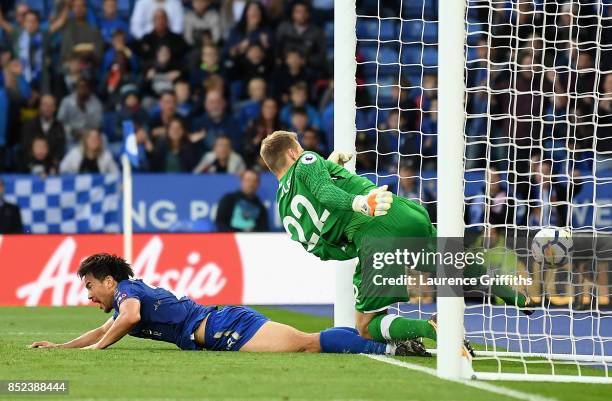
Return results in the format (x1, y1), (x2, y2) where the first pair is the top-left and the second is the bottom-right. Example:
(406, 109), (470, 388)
(351, 196), (437, 313)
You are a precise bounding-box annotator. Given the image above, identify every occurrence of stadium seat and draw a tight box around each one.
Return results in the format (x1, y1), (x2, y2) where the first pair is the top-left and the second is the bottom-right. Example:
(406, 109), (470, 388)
(402, 0), (437, 20)
(321, 104), (333, 145)
(379, 19), (399, 41)
(23, 0), (53, 19)
(356, 19), (380, 41)
(400, 44), (423, 66)
(466, 23), (484, 46)
(324, 21), (334, 48)
(377, 45), (400, 64)
(466, 5), (481, 23)
(102, 111), (120, 143)
(466, 47), (480, 62)
(356, 19), (398, 41)
(400, 21), (437, 45)
(422, 46), (438, 67)
(356, 109), (372, 130)
(358, 43), (378, 62)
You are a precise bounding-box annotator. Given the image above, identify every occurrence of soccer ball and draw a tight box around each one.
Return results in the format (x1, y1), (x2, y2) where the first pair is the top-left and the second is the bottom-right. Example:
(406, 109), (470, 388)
(531, 228), (573, 267)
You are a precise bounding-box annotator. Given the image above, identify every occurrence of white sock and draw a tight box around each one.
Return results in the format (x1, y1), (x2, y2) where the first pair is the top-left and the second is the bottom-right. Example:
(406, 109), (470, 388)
(385, 343), (396, 355)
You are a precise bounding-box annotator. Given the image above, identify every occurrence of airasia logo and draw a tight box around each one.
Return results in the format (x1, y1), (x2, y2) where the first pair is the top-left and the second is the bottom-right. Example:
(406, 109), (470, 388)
(1, 234), (243, 306)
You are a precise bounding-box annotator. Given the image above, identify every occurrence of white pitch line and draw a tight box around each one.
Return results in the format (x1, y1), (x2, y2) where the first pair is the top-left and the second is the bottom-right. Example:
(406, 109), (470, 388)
(364, 354), (558, 401)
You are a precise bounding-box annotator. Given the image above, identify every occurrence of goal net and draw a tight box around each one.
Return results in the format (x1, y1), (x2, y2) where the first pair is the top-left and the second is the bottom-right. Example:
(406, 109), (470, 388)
(348, 0), (612, 383)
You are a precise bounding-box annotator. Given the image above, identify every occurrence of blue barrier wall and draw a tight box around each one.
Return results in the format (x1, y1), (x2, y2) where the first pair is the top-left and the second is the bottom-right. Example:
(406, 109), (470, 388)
(2, 172), (611, 233)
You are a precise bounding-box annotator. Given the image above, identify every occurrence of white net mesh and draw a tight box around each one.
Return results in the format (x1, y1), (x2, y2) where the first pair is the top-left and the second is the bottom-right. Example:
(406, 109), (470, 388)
(354, 0), (612, 381)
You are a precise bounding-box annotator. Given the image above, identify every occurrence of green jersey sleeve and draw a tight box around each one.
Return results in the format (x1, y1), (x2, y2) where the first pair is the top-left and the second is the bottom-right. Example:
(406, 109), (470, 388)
(294, 152), (357, 211)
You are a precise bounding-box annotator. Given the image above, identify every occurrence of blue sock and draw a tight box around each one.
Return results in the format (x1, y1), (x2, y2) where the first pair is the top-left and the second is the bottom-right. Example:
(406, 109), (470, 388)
(319, 327), (387, 354)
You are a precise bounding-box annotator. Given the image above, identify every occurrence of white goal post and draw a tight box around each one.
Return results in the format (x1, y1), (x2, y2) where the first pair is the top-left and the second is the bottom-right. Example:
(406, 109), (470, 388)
(334, 0), (612, 384)
(333, 0), (358, 329)
(436, 0), (469, 381)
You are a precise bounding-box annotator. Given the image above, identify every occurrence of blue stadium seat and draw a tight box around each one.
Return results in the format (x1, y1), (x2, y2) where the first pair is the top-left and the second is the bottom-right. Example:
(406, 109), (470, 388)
(466, 5), (481, 23)
(369, 78), (396, 108)
(466, 23), (484, 46)
(466, 47), (480, 62)
(400, 21), (437, 45)
(23, 0), (53, 19)
(356, 19), (379, 41)
(102, 111), (120, 143)
(407, 73), (423, 88)
(402, 0), (437, 20)
(358, 43), (378, 63)
(400, 44), (423, 66)
(356, 109), (371, 130)
(422, 46), (438, 67)
(379, 20), (399, 41)
(377, 64), (401, 79)
(321, 104), (333, 146)
(422, 22), (438, 44)
(357, 19), (398, 41)
(313, 0), (333, 10)
(324, 21), (334, 48)
(377, 46), (400, 64)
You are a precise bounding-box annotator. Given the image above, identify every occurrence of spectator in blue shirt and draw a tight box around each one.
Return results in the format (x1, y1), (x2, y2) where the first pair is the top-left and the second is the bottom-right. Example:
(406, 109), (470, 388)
(280, 82), (320, 129)
(116, 84), (150, 136)
(5, 9), (65, 90)
(101, 29), (139, 75)
(235, 77), (266, 128)
(191, 89), (240, 152)
(174, 79), (194, 119)
(97, 0), (130, 45)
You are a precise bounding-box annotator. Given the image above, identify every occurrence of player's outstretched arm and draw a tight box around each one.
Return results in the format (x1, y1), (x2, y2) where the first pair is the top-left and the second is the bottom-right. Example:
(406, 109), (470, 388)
(297, 153), (393, 216)
(30, 317), (114, 349)
(86, 298), (141, 350)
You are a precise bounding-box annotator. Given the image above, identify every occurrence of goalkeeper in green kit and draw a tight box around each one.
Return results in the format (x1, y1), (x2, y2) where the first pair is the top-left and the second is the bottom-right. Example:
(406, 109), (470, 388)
(260, 131), (530, 348)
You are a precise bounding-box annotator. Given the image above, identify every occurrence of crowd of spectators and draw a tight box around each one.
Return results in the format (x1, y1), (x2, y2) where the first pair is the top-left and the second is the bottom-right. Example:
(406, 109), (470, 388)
(352, 1), (612, 229)
(463, 0), (611, 228)
(0, 0), (335, 176)
(1, 0), (612, 234)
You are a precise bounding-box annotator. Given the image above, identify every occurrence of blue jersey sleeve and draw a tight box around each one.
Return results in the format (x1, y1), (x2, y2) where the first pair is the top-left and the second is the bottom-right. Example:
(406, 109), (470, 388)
(113, 280), (145, 313)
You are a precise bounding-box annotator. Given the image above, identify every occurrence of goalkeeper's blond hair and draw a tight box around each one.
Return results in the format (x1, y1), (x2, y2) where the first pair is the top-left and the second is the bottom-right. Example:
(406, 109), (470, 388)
(260, 130), (301, 173)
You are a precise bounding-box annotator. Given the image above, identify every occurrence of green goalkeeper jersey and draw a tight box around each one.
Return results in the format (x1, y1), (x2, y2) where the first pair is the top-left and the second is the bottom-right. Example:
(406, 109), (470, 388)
(276, 151), (376, 261)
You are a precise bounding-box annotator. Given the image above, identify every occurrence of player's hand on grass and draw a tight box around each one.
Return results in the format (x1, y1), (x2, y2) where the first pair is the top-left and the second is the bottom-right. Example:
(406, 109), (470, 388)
(352, 185), (393, 216)
(29, 341), (59, 349)
(327, 151), (353, 167)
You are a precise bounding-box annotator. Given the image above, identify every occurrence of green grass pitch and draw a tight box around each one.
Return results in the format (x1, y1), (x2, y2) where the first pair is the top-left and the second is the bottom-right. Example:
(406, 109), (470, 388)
(0, 306), (610, 401)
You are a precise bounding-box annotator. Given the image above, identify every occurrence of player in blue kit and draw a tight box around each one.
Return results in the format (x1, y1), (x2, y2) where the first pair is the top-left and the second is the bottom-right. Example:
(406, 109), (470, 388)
(30, 253), (429, 356)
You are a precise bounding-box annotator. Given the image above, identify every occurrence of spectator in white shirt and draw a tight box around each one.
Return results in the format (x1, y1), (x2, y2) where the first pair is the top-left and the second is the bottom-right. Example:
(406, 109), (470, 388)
(59, 129), (119, 174)
(130, 0), (185, 40)
(57, 78), (104, 145)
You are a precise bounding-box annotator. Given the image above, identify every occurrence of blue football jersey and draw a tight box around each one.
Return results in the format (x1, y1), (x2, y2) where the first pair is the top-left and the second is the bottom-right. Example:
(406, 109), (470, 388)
(112, 279), (215, 350)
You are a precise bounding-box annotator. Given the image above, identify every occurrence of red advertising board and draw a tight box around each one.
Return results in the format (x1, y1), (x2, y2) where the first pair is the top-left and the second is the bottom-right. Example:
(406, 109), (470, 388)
(0, 234), (243, 306)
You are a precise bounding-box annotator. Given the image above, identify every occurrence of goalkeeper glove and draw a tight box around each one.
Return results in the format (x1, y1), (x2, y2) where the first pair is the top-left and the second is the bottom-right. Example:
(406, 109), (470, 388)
(352, 185), (393, 216)
(327, 151), (353, 167)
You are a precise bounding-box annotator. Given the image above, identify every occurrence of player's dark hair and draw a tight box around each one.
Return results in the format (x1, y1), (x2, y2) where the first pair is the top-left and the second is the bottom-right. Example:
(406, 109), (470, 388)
(77, 253), (134, 283)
